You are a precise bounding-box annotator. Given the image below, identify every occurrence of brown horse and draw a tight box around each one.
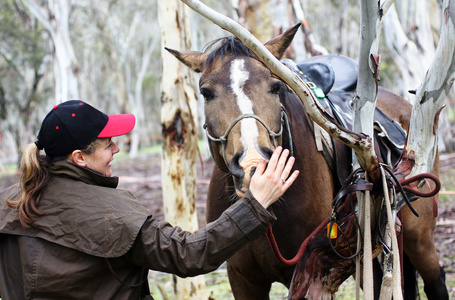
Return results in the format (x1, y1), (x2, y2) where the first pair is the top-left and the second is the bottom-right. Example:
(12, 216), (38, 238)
(167, 24), (448, 299)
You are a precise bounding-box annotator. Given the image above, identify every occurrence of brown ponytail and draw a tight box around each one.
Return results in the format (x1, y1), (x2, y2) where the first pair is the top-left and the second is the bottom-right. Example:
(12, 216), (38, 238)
(7, 143), (50, 227)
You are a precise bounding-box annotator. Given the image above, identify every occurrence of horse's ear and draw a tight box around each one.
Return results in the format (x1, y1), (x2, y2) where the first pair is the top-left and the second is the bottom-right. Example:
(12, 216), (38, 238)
(165, 47), (207, 73)
(264, 23), (301, 59)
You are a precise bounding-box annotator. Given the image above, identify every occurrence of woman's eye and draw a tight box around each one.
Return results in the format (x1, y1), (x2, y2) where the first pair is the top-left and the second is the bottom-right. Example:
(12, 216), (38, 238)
(271, 82), (282, 95)
(200, 88), (214, 101)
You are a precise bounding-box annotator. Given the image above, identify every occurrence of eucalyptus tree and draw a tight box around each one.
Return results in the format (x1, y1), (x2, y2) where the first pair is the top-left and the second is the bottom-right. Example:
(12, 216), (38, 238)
(72, 0), (160, 156)
(0, 0), (51, 165)
(159, 0), (208, 298)
(22, 0), (80, 102)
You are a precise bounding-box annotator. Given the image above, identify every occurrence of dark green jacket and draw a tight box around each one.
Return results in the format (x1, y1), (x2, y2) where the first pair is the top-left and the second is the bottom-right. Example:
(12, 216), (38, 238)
(0, 161), (275, 299)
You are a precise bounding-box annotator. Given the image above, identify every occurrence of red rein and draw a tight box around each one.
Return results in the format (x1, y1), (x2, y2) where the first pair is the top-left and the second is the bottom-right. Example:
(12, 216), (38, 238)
(266, 172), (441, 266)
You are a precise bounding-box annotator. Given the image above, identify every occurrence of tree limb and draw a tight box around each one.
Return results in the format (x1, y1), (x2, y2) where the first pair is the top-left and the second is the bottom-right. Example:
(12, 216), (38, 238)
(178, 0), (377, 172)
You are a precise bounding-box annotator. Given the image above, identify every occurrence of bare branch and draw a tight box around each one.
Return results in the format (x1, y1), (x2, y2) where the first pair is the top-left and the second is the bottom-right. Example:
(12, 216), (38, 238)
(178, 0), (377, 172)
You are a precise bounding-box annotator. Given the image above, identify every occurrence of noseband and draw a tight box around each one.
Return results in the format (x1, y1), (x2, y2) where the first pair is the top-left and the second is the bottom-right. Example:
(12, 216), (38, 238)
(203, 105), (294, 170)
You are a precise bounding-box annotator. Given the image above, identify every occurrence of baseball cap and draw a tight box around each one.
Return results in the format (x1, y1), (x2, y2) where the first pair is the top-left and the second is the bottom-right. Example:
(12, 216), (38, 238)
(36, 100), (135, 159)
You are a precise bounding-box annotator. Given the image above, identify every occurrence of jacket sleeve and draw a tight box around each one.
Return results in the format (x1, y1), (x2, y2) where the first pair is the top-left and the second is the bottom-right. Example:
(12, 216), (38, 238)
(125, 191), (276, 277)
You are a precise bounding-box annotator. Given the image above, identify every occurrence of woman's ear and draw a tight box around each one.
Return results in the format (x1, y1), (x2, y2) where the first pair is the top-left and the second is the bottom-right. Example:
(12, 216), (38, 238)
(71, 150), (86, 167)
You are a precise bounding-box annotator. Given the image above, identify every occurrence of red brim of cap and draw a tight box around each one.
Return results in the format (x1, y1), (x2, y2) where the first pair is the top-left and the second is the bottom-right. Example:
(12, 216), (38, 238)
(98, 114), (136, 138)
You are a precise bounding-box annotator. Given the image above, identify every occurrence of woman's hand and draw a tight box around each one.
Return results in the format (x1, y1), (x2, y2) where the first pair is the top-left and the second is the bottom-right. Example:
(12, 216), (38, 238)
(249, 146), (299, 209)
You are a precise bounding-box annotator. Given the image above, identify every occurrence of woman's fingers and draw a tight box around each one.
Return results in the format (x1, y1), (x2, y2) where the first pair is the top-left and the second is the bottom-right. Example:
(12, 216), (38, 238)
(266, 146), (284, 170)
(279, 152), (296, 182)
(249, 146), (299, 209)
(283, 169), (300, 190)
(254, 155), (268, 177)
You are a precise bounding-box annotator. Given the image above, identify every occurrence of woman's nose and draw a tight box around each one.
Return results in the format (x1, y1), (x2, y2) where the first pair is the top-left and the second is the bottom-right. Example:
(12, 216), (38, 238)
(112, 142), (120, 154)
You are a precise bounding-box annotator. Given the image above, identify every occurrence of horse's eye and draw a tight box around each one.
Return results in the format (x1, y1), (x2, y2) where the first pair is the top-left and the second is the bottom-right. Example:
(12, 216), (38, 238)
(271, 82), (282, 95)
(200, 88), (215, 101)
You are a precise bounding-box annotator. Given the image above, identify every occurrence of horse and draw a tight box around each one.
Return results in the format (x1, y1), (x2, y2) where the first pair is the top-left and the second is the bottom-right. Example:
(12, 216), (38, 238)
(166, 24), (448, 299)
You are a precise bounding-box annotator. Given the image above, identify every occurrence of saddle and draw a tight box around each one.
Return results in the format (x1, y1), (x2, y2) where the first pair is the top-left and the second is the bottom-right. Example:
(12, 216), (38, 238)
(282, 55), (407, 187)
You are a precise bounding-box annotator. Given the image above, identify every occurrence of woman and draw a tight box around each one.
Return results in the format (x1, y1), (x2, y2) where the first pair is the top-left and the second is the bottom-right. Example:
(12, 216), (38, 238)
(0, 100), (299, 299)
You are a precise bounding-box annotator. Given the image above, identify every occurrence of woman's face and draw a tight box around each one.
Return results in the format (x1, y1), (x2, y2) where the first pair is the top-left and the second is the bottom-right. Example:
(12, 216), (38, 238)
(83, 138), (120, 177)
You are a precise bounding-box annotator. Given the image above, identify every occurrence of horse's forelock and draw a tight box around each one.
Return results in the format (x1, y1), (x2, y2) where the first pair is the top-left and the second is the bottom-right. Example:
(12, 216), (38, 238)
(204, 36), (256, 67)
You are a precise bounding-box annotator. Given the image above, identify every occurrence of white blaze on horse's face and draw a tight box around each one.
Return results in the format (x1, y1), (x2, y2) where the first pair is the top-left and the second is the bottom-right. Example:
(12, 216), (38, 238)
(230, 59), (259, 158)
(230, 58), (266, 196)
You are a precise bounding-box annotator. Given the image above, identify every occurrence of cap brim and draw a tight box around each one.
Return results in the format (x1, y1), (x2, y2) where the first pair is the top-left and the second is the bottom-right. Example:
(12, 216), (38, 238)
(98, 114), (136, 138)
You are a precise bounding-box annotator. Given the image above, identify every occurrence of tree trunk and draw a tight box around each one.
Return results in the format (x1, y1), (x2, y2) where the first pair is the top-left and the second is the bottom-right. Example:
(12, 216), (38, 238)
(129, 36), (159, 158)
(406, 0), (455, 176)
(354, 1), (394, 296)
(383, 0), (455, 154)
(22, 0), (80, 102)
(233, 0), (274, 42)
(354, 0), (394, 173)
(383, 3), (435, 98)
(158, 1), (207, 299)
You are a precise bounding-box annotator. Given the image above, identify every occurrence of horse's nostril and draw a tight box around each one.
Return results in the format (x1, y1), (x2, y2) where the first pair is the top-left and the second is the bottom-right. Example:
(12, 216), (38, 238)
(230, 152), (245, 178)
(261, 147), (274, 161)
(250, 166), (257, 177)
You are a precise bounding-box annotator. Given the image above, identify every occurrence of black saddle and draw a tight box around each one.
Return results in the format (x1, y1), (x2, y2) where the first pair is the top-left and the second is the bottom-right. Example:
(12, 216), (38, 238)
(282, 55), (407, 186)
(282, 55), (357, 130)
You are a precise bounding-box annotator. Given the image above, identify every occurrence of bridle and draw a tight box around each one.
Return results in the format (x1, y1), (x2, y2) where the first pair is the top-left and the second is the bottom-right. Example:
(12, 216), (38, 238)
(203, 104), (294, 170)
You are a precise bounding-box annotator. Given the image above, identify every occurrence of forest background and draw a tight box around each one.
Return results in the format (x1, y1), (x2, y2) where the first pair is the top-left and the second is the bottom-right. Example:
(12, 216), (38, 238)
(0, 0), (454, 299)
(0, 0), (454, 161)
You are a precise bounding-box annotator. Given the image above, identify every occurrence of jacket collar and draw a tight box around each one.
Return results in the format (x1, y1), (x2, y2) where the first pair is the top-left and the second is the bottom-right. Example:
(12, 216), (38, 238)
(49, 160), (119, 188)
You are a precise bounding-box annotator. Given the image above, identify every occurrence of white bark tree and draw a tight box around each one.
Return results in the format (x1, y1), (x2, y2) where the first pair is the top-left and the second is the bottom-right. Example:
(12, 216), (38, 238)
(158, 0), (207, 299)
(21, 0), (80, 102)
(354, 1), (399, 298)
(231, 0), (323, 60)
(232, 0), (274, 43)
(383, 0), (455, 154)
(71, 0), (160, 156)
(406, 0), (455, 176)
(383, 2), (436, 99)
(0, 1), (52, 165)
(354, 0), (394, 170)
(128, 36), (160, 158)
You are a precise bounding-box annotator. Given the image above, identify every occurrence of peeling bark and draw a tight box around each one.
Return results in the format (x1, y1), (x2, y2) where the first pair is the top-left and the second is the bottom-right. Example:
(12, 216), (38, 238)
(158, 0), (206, 298)
(406, 0), (455, 177)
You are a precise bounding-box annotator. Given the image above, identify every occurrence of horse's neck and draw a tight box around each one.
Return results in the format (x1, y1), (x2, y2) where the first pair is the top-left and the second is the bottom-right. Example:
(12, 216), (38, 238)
(282, 92), (321, 161)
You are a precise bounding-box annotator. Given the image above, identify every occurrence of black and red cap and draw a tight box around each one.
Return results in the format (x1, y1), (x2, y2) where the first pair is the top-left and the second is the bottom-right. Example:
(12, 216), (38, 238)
(36, 100), (135, 159)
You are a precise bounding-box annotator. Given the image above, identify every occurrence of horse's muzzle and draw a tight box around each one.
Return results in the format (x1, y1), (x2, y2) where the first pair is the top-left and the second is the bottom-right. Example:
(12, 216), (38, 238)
(230, 148), (273, 197)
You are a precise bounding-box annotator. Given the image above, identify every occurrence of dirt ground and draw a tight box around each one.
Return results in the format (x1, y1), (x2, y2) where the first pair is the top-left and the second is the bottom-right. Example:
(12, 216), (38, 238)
(1, 151), (454, 298)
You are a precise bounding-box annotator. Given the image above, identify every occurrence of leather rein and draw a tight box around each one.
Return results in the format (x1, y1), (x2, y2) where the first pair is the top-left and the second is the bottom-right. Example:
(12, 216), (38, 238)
(266, 169), (441, 266)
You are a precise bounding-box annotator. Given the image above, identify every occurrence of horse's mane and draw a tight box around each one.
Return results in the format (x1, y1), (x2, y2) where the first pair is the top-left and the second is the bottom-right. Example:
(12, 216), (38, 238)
(204, 36), (256, 66)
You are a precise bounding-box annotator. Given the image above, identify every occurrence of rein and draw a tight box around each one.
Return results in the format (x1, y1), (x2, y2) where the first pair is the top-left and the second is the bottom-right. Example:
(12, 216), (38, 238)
(203, 104), (293, 169)
(266, 169), (441, 267)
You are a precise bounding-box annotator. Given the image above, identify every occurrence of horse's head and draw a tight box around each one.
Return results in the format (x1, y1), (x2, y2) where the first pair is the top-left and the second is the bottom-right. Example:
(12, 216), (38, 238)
(167, 24), (300, 197)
